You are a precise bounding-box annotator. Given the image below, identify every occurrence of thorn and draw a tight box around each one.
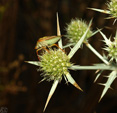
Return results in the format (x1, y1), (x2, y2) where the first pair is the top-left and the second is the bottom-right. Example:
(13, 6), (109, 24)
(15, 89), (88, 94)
(98, 83), (105, 86)
(64, 75), (69, 85)
(43, 95), (52, 112)
(94, 77), (98, 83)
(56, 12), (62, 49)
(113, 19), (117, 24)
(95, 69), (100, 74)
(110, 87), (113, 90)
(38, 78), (46, 84)
(73, 82), (83, 92)
(87, 7), (109, 14)
(24, 61), (40, 66)
(66, 72), (83, 92)
(43, 80), (59, 112)
(98, 97), (102, 102)
(103, 75), (109, 78)
(56, 12), (61, 36)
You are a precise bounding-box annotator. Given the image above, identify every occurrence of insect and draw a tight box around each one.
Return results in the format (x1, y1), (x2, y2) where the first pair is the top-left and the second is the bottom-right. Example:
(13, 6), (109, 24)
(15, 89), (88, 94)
(35, 35), (62, 60)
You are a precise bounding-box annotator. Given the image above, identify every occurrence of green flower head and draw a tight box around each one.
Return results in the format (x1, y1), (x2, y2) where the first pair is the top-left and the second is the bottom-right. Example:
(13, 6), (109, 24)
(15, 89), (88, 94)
(66, 19), (93, 45)
(39, 49), (72, 82)
(104, 33), (117, 63)
(107, 0), (117, 18)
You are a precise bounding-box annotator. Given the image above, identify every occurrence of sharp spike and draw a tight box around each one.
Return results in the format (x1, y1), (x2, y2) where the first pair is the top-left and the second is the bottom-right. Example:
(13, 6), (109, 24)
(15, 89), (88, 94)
(56, 12), (61, 36)
(38, 78), (46, 84)
(98, 85), (109, 102)
(43, 80), (59, 112)
(95, 69), (100, 74)
(98, 71), (117, 102)
(113, 19), (117, 24)
(73, 82), (83, 91)
(98, 30), (111, 46)
(25, 61), (40, 66)
(98, 83), (106, 86)
(56, 12), (63, 49)
(103, 75), (110, 78)
(65, 72), (83, 91)
(87, 8), (110, 14)
(94, 70), (103, 83)
(64, 75), (69, 85)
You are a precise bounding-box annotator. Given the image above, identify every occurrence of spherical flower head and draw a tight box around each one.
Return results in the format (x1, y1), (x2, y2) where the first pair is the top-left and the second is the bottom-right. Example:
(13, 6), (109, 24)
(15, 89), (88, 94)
(107, 0), (117, 18)
(104, 36), (117, 63)
(66, 19), (93, 45)
(39, 49), (72, 82)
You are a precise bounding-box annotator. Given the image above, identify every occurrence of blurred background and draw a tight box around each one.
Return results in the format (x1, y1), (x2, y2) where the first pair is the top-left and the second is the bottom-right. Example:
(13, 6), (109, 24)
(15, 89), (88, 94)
(0, 0), (117, 113)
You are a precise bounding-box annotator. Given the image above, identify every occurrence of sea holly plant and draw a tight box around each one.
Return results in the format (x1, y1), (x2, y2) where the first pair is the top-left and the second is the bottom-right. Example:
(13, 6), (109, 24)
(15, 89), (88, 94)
(69, 30), (117, 101)
(26, 12), (116, 111)
(88, 0), (117, 23)
(26, 14), (92, 111)
(65, 18), (117, 101)
(65, 18), (109, 65)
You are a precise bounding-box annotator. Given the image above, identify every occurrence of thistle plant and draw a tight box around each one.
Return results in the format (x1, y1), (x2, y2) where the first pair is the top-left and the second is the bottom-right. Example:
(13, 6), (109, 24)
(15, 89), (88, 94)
(26, 14), (92, 111)
(88, 0), (117, 22)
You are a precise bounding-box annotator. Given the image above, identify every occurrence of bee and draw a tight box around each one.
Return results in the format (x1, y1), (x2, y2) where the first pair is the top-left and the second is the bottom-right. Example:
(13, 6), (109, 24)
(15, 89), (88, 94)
(35, 35), (62, 60)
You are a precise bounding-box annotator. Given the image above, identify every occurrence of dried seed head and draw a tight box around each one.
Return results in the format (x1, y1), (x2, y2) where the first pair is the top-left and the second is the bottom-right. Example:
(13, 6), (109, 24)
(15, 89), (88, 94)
(66, 19), (93, 45)
(39, 49), (72, 82)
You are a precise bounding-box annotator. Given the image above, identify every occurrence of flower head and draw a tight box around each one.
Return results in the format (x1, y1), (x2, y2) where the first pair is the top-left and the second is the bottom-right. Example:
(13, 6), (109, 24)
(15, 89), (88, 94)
(39, 49), (72, 82)
(66, 19), (93, 45)
(107, 0), (117, 18)
(103, 33), (117, 63)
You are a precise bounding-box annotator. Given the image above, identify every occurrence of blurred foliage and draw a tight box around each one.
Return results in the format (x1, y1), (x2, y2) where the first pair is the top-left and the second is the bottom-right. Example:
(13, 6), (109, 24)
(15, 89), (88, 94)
(0, 5), (6, 21)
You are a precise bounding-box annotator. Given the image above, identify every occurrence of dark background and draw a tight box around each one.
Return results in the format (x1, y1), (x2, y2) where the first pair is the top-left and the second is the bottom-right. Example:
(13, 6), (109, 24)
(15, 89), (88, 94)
(0, 0), (117, 113)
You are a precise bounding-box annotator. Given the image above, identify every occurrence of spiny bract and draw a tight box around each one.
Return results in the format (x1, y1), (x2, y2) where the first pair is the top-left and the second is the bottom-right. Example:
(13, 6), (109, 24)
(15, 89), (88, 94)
(39, 49), (72, 81)
(66, 19), (93, 45)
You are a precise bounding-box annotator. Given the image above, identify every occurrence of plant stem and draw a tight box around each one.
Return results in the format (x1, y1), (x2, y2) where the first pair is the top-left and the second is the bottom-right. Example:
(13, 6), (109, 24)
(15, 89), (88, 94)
(69, 65), (114, 70)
